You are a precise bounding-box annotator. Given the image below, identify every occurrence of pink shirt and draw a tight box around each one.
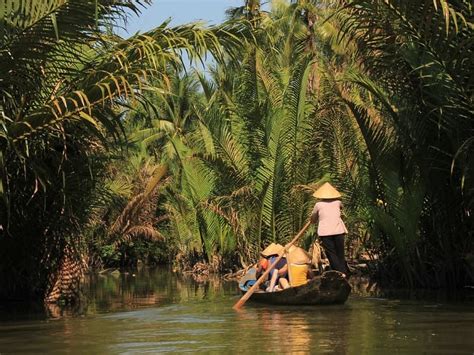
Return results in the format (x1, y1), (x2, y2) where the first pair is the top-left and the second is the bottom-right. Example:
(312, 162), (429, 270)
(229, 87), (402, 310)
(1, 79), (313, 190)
(311, 200), (348, 236)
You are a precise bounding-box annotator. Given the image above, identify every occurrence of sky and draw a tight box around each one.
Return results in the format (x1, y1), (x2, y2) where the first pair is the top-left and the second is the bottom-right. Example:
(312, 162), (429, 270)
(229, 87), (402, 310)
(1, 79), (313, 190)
(120, 0), (245, 36)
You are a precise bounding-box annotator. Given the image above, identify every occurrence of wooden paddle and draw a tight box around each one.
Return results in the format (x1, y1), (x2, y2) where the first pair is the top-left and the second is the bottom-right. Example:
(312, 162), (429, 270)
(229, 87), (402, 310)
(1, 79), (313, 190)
(232, 220), (312, 310)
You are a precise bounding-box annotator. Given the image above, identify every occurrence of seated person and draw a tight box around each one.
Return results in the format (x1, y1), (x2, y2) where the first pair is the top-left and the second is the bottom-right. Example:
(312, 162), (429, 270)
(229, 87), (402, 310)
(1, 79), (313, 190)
(287, 246), (314, 287)
(256, 243), (289, 292)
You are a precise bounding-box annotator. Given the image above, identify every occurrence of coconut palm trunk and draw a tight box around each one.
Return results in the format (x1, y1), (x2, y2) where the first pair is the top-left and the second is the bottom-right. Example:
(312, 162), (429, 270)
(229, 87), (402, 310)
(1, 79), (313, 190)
(45, 244), (85, 304)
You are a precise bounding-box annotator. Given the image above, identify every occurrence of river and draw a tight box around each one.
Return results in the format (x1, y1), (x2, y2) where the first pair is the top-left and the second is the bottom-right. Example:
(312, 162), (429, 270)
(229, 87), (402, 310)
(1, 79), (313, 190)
(1, 267), (473, 354)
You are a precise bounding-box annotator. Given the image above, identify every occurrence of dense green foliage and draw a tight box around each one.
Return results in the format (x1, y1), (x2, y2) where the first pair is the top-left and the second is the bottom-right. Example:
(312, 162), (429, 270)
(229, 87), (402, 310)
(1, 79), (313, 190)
(0, 0), (472, 302)
(0, 0), (245, 301)
(139, 0), (473, 287)
(325, 0), (474, 287)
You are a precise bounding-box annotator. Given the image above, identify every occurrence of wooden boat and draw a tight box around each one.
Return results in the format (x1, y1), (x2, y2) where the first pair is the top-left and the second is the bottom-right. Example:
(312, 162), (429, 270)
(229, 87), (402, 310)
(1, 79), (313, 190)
(238, 269), (351, 305)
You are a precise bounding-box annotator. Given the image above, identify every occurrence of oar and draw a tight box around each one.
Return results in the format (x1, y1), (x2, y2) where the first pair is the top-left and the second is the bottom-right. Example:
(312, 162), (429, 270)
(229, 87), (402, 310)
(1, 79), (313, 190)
(232, 220), (312, 310)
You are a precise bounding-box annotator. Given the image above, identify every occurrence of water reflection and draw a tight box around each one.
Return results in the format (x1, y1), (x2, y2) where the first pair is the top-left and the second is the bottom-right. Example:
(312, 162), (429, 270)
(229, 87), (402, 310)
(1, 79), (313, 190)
(234, 302), (351, 353)
(259, 310), (312, 352)
(0, 267), (473, 354)
(81, 267), (230, 315)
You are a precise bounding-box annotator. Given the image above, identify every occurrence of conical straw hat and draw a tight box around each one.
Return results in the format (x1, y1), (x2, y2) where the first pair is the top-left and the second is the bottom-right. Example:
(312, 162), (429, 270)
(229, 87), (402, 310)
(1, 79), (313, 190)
(286, 245), (297, 255)
(312, 182), (341, 199)
(287, 246), (311, 265)
(261, 243), (284, 257)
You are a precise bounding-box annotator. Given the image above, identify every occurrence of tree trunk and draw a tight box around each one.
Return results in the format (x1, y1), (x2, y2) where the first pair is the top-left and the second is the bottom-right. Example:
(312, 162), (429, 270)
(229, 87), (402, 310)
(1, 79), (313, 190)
(45, 244), (85, 304)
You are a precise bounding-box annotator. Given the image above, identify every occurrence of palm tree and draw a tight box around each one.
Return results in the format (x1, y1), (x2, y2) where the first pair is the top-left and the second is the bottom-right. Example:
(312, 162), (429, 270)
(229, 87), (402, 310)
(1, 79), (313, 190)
(0, 0), (246, 302)
(226, 0), (262, 24)
(317, 0), (473, 287)
(153, 1), (325, 266)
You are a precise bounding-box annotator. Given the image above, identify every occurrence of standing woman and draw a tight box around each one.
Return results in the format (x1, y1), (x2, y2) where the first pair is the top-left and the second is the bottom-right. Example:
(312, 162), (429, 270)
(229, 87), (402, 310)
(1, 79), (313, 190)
(310, 182), (349, 276)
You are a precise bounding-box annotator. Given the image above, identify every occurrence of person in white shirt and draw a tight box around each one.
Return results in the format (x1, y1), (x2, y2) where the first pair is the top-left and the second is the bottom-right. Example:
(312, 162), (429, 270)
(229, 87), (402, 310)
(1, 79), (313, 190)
(310, 182), (349, 276)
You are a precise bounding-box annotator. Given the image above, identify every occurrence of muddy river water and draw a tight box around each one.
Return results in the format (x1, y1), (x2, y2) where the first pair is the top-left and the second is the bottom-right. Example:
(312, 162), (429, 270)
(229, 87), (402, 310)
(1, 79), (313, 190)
(1, 267), (473, 353)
